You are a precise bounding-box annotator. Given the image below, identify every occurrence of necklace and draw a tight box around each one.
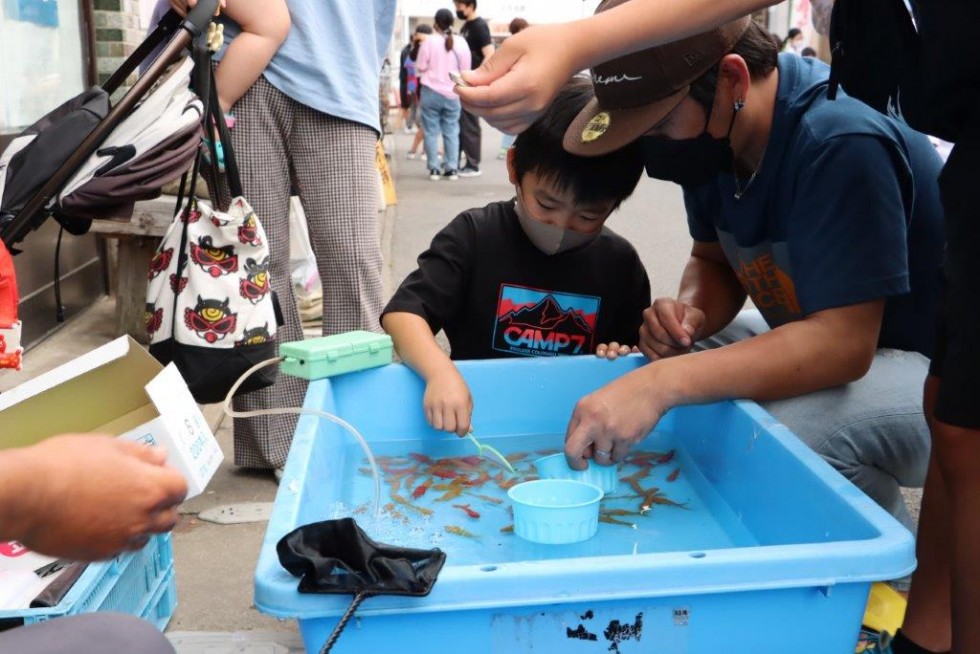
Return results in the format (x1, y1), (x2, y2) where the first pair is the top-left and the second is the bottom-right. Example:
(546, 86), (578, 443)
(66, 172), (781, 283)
(732, 146), (768, 200)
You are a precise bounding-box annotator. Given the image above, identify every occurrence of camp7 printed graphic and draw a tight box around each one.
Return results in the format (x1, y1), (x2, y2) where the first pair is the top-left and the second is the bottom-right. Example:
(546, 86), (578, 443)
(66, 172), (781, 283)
(493, 284), (600, 357)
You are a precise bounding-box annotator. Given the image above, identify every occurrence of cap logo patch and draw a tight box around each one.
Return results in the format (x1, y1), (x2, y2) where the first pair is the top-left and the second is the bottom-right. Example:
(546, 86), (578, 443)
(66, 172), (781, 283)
(581, 111), (612, 143)
(593, 73), (643, 85)
(683, 51), (704, 67)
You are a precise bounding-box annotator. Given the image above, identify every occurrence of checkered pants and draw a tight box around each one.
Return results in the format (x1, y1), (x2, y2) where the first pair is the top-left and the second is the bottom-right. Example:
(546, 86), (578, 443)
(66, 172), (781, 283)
(207, 76), (383, 469)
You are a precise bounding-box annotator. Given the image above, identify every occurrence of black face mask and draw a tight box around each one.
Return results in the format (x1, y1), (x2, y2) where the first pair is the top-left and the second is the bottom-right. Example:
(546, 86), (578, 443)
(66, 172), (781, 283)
(642, 101), (738, 188)
(456, 9), (467, 20)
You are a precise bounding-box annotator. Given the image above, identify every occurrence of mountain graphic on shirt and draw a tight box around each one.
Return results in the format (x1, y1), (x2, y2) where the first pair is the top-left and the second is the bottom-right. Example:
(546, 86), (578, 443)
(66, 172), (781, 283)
(498, 295), (594, 336)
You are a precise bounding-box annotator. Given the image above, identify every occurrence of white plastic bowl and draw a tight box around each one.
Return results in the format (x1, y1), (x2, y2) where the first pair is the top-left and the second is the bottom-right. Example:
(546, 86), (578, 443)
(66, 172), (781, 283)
(507, 479), (603, 545)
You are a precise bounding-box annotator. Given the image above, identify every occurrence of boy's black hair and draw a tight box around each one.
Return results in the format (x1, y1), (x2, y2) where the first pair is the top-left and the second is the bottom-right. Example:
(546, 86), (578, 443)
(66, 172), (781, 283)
(688, 21), (779, 112)
(513, 78), (644, 208)
(456, 0), (477, 7)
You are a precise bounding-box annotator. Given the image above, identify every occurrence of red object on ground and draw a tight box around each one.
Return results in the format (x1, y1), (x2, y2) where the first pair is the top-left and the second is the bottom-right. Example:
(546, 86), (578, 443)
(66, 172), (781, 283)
(0, 241), (22, 370)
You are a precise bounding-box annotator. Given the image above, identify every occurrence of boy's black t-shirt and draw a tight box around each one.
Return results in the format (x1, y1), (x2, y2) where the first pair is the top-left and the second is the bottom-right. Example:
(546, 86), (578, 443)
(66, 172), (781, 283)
(383, 200), (651, 360)
(461, 17), (492, 69)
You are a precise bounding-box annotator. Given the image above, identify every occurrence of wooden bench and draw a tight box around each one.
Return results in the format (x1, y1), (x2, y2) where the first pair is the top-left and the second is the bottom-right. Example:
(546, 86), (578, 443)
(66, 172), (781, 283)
(88, 196), (175, 344)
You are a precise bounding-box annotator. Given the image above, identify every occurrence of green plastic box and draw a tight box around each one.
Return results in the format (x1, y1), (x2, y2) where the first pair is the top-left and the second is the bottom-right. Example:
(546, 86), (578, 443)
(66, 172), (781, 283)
(279, 331), (393, 381)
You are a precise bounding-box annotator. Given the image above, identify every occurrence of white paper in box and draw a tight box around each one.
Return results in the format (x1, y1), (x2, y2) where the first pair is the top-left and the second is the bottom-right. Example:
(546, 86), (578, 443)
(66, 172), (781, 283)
(118, 365), (223, 498)
(0, 336), (222, 498)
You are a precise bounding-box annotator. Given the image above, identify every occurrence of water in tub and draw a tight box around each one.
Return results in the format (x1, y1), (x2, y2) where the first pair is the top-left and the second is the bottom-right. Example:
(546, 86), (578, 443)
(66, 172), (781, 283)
(324, 430), (758, 564)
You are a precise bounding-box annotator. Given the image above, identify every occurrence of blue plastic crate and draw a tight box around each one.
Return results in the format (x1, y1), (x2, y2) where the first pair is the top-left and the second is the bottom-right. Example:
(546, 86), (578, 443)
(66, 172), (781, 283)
(0, 533), (176, 632)
(256, 356), (915, 654)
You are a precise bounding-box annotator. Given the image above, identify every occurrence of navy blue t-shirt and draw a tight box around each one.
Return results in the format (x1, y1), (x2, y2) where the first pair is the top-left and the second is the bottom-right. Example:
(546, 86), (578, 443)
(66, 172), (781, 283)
(682, 54), (945, 357)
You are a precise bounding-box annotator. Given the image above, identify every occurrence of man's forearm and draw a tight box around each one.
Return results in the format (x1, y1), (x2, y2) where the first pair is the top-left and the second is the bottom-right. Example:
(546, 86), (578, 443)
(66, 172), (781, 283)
(0, 449), (36, 543)
(644, 303), (883, 409)
(570, 0), (774, 73)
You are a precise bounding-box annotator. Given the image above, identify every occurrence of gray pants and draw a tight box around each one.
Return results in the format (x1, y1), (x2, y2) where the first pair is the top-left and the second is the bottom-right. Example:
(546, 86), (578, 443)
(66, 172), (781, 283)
(701, 310), (930, 531)
(459, 107), (481, 168)
(0, 613), (173, 653)
(209, 76), (384, 469)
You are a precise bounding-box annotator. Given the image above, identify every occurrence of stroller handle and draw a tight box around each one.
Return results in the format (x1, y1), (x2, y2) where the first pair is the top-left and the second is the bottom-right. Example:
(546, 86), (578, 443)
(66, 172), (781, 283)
(184, 0), (221, 38)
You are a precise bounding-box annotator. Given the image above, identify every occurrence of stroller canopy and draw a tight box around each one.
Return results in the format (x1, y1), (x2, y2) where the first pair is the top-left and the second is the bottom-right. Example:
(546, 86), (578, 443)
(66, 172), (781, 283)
(57, 57), (203, 221)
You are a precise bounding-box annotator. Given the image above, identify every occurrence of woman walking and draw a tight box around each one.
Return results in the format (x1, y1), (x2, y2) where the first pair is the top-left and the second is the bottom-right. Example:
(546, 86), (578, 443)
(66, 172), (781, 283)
(415, 8), (471, 180)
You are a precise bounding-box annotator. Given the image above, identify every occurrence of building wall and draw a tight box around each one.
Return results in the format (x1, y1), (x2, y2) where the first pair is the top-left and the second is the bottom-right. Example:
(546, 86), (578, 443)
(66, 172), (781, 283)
(92, 0), (143, 85)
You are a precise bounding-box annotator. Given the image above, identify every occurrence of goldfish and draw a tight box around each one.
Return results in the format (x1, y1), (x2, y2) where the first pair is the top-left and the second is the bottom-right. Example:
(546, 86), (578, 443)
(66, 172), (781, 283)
(435, 485), (464, 502)
(391, 493), (434, 516)
(431, 469), (459, 479)
(409, 452), (433, 464)
(458, 456), (482, 467)
(445, 525), (479, 539)
(505, 452), (528, 463)
(625, 478), (647, 497)
(500, 524), (514, 533)
(412, 477), (434, 499)
(603, 508), (642, 517)
(463, 471), (491, 487)
(666, 468), (680, 482)
(657, 450), (676, 464)
(453, 503), (481, 519)
(471, 493), (504, 505)
(599, 514), (637, 528)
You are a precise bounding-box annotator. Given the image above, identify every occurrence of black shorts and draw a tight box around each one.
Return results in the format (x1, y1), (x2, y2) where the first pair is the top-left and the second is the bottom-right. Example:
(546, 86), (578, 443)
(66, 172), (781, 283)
(927, 140), (980, 429)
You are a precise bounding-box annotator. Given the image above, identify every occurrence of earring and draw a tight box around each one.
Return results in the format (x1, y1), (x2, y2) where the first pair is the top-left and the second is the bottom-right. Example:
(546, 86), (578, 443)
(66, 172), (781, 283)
(734, 98), (746, 112)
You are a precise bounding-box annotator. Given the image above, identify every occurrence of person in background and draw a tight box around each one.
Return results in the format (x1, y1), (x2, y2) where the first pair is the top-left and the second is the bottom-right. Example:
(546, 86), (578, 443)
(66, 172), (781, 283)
(0, 434), (186, 653)
(800, 46), (817, 58)
(497, 17), (530, 160)
(781, 27), (804, 54)
(406, 24), (434, 161)
(399, 34), (419, 133)
(416, 8), (471, 181)
(382, 79), (649, 435)
(176, 0), (395, 478)
(454, 0), (494, 177)
(457, 0), (980, 651)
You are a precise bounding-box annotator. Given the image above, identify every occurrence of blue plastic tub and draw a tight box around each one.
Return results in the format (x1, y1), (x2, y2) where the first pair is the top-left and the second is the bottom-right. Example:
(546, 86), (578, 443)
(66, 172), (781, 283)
(0, 534), (176, 632)
(256, 356), (915, 654)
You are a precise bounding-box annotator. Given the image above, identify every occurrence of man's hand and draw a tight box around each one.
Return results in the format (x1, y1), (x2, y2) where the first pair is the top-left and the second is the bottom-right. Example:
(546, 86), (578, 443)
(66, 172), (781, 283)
(424, 368), (474, 437)
(564, 367), (667, 470)
(10, 435), (188, 561)
(455, 23), (583, 135)
(639, 298), (706, 360)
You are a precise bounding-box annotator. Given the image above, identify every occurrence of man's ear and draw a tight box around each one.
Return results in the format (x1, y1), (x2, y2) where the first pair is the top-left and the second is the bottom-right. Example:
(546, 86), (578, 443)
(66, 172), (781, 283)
(506, 147), (518, 185)
(717, 54), (751, 108)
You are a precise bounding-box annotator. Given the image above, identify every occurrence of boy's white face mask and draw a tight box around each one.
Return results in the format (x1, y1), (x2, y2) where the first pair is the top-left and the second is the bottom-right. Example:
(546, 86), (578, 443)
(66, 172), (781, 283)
(514, 188), (600, 255)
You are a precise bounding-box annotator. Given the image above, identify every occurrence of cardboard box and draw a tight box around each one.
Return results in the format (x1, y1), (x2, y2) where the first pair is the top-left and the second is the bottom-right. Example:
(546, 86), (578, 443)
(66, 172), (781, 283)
(0, 336), (221, 498)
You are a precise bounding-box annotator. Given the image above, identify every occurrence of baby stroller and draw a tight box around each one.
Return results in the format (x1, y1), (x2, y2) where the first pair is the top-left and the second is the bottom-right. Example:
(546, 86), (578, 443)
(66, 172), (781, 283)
(0, 0), (220, 369)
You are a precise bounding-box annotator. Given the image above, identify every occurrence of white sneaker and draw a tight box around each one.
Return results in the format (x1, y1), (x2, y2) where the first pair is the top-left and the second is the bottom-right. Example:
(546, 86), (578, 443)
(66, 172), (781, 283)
(443, 170), (459, 181)
(407, 151), (417, 160)
(429, 169), (442, 181)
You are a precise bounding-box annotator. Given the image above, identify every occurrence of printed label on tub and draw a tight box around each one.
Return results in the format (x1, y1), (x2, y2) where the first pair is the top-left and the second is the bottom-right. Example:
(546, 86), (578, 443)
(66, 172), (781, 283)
(490, 604), (689, 652)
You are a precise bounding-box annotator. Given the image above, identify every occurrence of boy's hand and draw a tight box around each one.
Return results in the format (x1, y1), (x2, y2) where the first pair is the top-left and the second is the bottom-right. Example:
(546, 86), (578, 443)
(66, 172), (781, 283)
(639, 298), (706, 360)
(595, 342), (639, 361)
(424, 368), (474, 437)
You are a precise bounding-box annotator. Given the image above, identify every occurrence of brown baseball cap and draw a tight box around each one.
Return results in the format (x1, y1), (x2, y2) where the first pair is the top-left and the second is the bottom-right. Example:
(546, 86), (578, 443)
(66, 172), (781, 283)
(564, 1), (751, 156)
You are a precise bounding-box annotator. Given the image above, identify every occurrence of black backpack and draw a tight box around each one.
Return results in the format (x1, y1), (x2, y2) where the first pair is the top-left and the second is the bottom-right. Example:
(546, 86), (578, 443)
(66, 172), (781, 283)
(827, 0), (931, 134)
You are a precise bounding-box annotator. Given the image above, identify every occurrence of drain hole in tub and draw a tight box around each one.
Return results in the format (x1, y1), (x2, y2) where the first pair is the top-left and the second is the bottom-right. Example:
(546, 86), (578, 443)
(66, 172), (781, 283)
(690, 552), (706, 559)
(481, 566), (498, 572)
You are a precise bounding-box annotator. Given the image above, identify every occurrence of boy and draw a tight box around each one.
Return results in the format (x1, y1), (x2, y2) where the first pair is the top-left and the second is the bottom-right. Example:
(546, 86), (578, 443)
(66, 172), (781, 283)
(382, 79), (650, 436)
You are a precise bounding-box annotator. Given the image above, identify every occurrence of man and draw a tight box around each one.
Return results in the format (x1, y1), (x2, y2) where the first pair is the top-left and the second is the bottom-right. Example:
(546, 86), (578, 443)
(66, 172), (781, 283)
(461, 1), (979, 650)
(560, 10), (944, 539)
(454, 0), (493, 177)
